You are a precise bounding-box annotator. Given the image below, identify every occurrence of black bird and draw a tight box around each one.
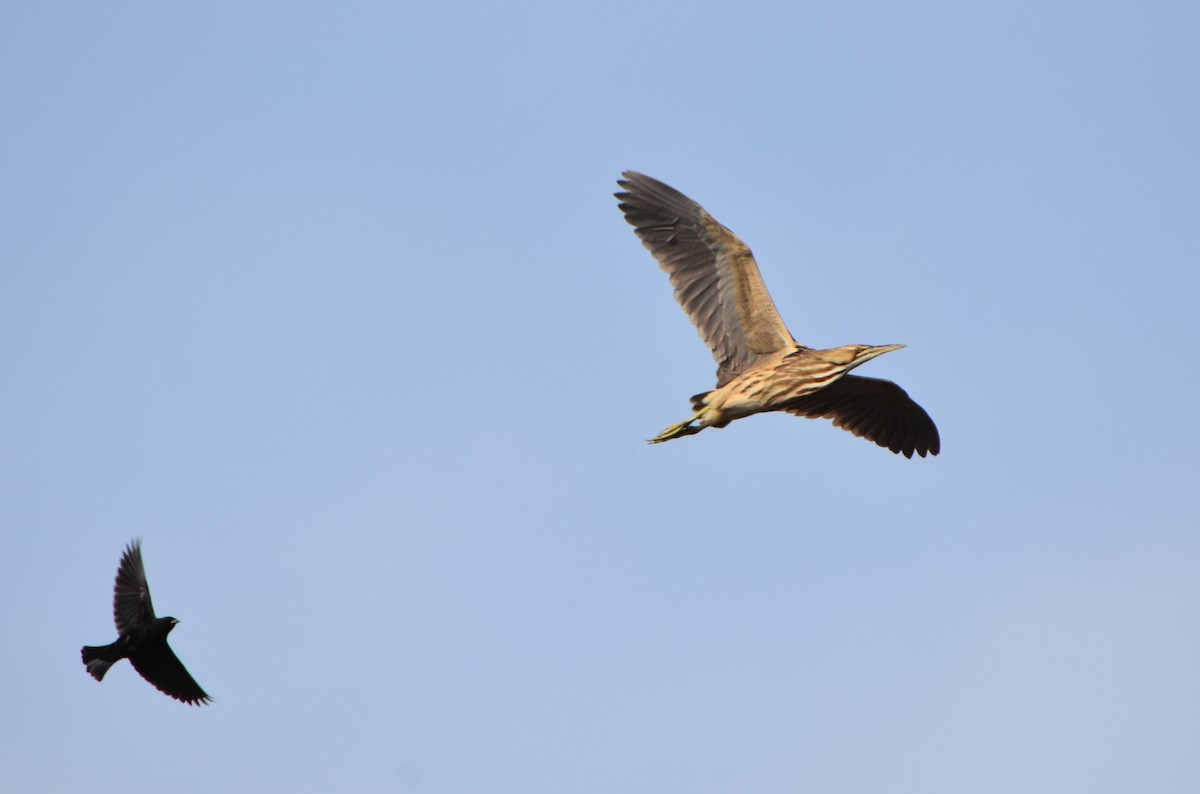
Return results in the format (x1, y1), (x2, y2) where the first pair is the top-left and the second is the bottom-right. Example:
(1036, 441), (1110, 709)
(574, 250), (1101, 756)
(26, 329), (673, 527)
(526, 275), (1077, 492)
(81, 540), (212, 706)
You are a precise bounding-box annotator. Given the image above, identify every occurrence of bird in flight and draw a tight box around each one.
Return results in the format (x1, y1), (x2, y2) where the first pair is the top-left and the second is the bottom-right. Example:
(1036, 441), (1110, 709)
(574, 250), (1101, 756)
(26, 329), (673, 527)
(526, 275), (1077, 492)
(616, 171), (939, 458)
(81, 540), (212, 705)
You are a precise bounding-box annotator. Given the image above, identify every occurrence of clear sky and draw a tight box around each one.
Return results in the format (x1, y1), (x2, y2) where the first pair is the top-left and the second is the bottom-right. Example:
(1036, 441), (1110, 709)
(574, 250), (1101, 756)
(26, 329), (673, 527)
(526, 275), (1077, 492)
(3, 2), (1198, 792)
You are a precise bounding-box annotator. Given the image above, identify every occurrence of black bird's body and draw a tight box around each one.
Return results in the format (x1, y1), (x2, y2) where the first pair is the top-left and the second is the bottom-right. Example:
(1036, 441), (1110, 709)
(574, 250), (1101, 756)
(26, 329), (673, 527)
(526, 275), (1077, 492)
(81, 540), (211, 706)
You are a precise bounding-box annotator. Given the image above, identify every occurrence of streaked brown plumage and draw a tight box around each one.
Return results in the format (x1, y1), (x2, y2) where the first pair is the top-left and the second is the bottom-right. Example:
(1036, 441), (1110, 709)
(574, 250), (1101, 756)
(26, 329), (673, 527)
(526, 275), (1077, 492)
(616, 171), (939, 458)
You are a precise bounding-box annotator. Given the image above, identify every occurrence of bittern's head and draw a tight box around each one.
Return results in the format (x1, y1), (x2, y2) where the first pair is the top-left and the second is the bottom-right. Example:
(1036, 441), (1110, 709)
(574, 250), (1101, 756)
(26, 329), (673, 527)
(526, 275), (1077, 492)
(823, 343), (906, 371)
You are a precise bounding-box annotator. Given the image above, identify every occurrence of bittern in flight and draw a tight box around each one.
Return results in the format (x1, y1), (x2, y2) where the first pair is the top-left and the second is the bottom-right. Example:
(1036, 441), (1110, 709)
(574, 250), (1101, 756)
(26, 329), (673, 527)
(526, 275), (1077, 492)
(616, 171), (939, 458)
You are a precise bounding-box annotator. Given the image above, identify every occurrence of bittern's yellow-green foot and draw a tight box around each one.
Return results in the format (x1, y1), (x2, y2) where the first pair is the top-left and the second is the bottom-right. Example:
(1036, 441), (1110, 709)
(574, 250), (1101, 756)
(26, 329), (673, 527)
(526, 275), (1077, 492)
(617, 171), (939, 458)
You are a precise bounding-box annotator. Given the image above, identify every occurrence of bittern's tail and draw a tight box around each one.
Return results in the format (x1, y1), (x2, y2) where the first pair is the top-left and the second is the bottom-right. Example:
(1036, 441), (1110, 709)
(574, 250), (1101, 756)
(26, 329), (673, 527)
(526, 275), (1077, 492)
(81, 643), (119, 681)
(689, 391), (711, 411)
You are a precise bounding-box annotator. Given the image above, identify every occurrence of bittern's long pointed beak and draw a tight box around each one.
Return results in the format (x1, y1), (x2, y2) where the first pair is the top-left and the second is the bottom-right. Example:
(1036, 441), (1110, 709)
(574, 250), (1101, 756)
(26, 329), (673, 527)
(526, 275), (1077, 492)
(858, 343), (906, 363)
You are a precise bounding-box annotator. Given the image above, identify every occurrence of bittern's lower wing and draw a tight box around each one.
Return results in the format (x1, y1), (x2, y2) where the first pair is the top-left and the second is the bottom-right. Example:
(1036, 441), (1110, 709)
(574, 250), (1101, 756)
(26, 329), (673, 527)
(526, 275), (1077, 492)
(783, 375), (940, 458)
(129, 643), (211, 706)
(114, 540), (156, 634)
(616, 171), (795, 387)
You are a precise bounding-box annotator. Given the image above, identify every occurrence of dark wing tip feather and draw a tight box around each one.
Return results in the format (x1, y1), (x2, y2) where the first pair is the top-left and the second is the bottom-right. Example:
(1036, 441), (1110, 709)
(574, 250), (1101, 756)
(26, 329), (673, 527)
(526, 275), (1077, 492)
(130, 642), (212, 706)
(783, 375), (939, 458)
(113, 537), (154, 633)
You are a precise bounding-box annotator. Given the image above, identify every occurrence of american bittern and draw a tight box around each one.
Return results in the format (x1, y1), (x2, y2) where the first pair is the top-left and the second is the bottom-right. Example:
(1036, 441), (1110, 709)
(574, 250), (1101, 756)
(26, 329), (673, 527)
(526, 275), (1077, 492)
(616, 171), (939, 458)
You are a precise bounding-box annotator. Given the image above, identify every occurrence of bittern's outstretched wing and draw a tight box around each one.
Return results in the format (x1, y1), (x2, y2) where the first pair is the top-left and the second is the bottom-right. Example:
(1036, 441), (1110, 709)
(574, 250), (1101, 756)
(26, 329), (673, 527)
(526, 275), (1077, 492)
(113, 539), (155, 634)
(783, 375), (941, 458)
(617, 171), (796, 387)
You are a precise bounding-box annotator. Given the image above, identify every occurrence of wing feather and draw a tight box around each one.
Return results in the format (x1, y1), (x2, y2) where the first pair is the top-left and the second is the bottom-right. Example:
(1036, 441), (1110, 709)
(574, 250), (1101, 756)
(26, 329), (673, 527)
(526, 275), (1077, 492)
(617, 171), (796, 386)
(129, 642), (211, 706)
(784, 375), (940, 458)
(113, 540), (155, 633)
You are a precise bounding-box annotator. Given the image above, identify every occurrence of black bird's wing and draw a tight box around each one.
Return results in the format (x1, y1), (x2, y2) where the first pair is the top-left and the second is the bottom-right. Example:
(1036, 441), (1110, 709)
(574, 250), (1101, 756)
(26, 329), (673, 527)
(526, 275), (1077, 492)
(783, 375), (941, 458)
(129, 642), (212, 706)
(616, 171), (796, 387)
(113, 540), (156, 633)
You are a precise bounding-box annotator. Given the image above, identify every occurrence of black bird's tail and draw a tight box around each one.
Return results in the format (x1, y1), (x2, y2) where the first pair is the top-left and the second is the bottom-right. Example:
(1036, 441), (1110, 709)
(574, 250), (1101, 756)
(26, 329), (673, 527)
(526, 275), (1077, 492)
(81, 643), (120, 681)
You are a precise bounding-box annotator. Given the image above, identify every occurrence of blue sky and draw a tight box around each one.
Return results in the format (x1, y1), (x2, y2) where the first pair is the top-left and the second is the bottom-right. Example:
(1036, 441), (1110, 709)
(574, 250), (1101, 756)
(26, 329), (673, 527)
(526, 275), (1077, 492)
(3, 2), (1198, 792)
